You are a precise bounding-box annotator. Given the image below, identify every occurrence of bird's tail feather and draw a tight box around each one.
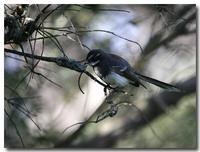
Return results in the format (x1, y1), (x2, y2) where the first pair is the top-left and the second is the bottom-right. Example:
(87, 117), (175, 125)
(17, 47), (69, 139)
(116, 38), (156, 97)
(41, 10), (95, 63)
(135, 73), (181, 92)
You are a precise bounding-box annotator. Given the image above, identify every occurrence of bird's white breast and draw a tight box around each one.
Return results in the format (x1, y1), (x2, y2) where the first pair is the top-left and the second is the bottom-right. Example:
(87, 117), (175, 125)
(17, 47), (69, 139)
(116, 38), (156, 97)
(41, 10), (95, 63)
(103, 72), (129, 87)
(104, 72), (129, 87)
(94, 67), (129, 87)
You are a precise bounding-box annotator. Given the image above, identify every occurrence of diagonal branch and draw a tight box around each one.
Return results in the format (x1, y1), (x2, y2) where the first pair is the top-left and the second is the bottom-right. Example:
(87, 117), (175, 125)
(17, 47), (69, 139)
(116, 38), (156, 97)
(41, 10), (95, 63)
(56, 76), (196, 148)
(5, 109), (25, 147)
(4, 48), (109, 89)
(5, 48), (85, 72)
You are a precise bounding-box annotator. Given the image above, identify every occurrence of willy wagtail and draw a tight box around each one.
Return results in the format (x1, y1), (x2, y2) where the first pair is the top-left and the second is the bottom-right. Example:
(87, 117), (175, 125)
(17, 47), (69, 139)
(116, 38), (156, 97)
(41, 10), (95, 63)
(85, 49), (180, 92)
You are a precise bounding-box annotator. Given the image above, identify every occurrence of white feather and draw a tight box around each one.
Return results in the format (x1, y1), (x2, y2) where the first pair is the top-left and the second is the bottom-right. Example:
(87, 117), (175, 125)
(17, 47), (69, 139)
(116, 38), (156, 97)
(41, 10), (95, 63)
(104, 72), (129, 87)
(91, 60), (100, 66)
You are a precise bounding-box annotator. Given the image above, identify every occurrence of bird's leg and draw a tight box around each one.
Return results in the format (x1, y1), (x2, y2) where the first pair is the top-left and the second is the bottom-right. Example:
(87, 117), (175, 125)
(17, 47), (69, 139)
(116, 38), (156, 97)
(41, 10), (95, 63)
(104, 86), (117, 104)
(104, 86), (108, 96)
(104, 84), (112, 96)
(104, 87), (111, 104)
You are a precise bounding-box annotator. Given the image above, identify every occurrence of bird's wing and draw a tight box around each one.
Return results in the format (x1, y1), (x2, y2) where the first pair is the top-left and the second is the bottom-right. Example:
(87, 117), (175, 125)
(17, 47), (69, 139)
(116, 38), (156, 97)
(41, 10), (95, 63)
(107, 53), (146, 88)
(111, 65), (147, 88)
(108, 54), (180, 91)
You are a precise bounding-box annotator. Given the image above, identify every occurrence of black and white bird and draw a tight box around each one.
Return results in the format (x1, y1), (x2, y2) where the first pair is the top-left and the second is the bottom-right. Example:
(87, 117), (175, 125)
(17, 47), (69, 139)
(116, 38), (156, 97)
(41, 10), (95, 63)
(85, 49), (180, 92)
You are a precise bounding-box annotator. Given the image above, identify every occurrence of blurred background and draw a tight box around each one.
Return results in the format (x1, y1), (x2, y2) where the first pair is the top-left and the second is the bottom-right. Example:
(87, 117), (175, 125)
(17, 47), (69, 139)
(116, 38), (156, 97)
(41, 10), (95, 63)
(4, 4), (196, 148)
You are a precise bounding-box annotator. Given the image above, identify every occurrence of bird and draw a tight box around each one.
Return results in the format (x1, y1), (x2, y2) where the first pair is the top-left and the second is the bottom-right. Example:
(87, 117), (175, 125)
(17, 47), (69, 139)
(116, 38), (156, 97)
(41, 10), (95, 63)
(85, 49), (180, 92)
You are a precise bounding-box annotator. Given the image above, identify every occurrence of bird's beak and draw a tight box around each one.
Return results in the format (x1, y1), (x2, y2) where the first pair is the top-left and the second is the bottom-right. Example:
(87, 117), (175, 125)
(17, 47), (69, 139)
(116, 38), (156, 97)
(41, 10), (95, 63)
(79, 59), (88, 65)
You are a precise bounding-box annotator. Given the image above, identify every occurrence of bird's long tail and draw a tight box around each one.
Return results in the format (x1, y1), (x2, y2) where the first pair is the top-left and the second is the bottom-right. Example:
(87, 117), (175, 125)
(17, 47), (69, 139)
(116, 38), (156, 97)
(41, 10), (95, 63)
(135, 72), (181, 92)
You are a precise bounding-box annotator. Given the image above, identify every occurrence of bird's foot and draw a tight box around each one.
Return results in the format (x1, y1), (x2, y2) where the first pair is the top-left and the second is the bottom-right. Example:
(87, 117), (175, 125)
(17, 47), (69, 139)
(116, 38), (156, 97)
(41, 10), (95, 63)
(104, 84), (112, 96)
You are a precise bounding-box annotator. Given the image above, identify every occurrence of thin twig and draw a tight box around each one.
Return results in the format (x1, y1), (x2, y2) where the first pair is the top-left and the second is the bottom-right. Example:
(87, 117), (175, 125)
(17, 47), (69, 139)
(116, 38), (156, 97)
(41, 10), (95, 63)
(119, 101), (163, 142)
(78, 72), (85, 94)
(5, 96), (40, 116)
(4, 49), (108, 88)
(83, 71), (108, 88)
(76, 29), (144, 53)
(14, 70), (31, 89)
(29, 68), (62, 88)
(37, 5), (63, 29)
(12, 102), (41, 130)
(5, 109), (25, 147)
(61, 106), (115, 134)
(38, 30), (67, 57)
(5, 97), (41, 131)
(5, 55), (56, 73)
(74, 4), (130, 13)
(5, 85), (33, 116)
(34, 4), (51, 24)
(18, 43), (28, 63)
(38, 27), (143, 53)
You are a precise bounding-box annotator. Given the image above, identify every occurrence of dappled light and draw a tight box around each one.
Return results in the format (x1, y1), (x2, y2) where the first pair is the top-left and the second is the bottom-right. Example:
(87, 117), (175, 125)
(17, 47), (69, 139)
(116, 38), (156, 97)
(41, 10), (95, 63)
(4, 4), (196, 148)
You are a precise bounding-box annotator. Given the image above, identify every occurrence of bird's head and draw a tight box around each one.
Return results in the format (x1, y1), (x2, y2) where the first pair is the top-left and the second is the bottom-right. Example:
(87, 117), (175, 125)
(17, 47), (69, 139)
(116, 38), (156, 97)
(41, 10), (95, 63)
(85, 49), (104, 67)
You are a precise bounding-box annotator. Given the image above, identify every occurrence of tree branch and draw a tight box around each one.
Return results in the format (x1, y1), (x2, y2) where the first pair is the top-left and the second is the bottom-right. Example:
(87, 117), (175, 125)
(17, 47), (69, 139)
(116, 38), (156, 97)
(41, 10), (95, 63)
(135, 5), (196, 70)
(56, 76), (196, 148)
(4, 48), (109, 89)
(5, 48), (85, 72)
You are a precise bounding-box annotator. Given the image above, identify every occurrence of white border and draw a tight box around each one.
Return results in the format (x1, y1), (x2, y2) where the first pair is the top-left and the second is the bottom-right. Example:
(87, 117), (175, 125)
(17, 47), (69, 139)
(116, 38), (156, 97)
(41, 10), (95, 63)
(0, 2), (4, 151)
(1, 0), (199, 4)
(1, 1), (199, 152)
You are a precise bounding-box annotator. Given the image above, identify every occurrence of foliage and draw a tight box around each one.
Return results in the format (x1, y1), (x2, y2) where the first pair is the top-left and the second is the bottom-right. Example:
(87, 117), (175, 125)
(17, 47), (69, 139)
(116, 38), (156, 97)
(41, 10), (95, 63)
(4, 4), (196, 148)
